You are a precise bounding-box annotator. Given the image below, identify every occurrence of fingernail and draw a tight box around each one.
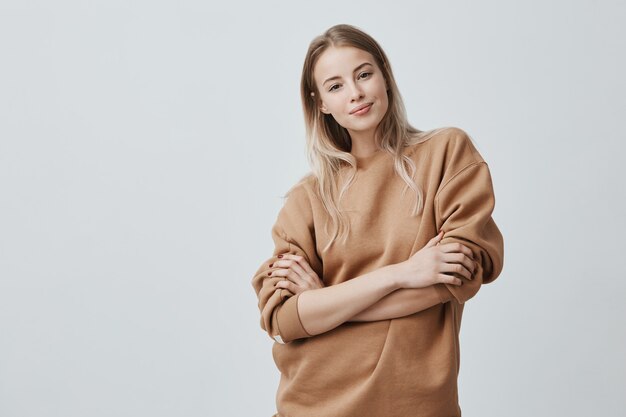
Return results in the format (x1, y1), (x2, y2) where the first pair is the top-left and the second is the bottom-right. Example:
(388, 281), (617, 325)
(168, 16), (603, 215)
(269, 263), (273, 268)
(277, 255), (283, 258)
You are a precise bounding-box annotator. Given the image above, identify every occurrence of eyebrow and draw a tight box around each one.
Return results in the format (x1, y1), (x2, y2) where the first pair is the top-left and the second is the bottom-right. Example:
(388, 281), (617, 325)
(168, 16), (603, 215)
(323, 62), (373, 86)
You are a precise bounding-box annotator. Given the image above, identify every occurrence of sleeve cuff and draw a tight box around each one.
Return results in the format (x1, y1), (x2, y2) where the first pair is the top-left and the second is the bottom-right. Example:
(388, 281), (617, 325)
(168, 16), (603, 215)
(434, 283), (454, 304)
(275, 291), (312, 343)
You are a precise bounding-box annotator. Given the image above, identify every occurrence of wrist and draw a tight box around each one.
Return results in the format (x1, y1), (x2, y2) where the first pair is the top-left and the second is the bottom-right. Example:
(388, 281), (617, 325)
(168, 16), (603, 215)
(384, 262), (406, 290)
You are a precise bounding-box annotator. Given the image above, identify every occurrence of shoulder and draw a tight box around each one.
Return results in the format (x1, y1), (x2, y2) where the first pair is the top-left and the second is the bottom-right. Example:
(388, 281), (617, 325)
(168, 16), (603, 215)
(405, 126), (483, 163)
(438, 126), (484, 164)
(273, 173), (318, 237)
(276, 172), (317, 222)
(411, 126), (485, 173)
(283, 172), (316, 204)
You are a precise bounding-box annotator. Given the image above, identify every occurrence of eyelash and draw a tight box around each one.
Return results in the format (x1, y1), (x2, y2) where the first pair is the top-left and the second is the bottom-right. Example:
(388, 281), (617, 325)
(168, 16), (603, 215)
(328, 72), (372, 92)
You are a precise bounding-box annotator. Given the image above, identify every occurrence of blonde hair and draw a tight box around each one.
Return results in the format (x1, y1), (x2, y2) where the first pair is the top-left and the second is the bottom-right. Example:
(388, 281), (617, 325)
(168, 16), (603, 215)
(289, 23), (452, 253)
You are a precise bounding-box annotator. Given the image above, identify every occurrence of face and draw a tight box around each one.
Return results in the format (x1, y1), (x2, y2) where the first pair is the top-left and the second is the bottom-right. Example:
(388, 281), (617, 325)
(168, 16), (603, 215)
(312, 46), (389, 141)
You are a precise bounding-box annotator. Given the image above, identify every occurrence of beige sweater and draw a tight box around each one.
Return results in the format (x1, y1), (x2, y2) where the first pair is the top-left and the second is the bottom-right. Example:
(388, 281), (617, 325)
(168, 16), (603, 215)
(251, 127), (505, 417)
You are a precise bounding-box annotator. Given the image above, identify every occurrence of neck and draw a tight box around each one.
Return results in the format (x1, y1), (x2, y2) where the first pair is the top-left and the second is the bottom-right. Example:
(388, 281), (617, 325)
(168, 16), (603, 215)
(348, 128), (379, 158)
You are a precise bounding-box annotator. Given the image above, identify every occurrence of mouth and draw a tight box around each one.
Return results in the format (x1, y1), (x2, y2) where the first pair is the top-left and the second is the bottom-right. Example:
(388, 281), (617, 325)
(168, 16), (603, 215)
(350, 103), (373, 115)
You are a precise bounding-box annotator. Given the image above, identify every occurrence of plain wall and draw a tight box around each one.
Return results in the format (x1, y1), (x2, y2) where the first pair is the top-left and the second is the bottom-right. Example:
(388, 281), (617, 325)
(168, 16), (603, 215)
(0, 1), (624, 416)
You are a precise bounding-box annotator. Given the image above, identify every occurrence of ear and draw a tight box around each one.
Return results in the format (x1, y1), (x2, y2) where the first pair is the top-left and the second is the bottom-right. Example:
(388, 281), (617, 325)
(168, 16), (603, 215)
(311, 91), (330, 114)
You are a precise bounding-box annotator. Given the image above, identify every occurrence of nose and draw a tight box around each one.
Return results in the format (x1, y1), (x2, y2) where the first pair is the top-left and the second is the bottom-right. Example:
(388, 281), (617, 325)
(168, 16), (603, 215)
(348, 81), (364, 101)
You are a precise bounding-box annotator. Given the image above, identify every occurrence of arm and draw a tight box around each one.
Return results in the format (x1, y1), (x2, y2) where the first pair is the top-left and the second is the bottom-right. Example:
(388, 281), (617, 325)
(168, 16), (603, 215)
(433, 161), (505, 304)
(295, 263), (402, 336)
(347, 133), (505, 320)
(251, 181), (325, 345)
(254, 243), (415, 342)
(347, 284), (453, 322)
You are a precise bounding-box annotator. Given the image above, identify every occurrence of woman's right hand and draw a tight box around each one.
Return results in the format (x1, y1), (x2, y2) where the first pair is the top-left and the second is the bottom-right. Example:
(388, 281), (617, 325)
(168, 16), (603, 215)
(395, 230), (476, 289)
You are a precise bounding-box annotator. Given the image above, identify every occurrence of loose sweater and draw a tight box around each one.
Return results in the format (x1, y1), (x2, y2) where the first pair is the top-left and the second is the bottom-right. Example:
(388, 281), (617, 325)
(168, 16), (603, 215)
(251, 127), (505, 417)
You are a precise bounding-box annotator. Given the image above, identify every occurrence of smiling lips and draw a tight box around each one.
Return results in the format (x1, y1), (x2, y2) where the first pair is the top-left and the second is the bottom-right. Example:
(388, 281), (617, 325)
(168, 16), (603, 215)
(350, 103), (373, 115)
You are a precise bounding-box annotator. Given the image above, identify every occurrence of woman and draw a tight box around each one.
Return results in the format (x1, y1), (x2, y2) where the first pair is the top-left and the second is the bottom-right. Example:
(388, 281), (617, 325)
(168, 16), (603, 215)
(251, 24), (504, 417)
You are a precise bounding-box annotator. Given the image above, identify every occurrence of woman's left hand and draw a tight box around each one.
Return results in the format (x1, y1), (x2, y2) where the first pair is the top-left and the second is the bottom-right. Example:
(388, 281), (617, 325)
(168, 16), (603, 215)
(272, 254), (325, 295)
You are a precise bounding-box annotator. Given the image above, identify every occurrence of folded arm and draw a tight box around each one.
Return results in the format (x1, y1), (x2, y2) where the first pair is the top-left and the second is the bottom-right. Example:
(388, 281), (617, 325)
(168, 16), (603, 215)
(350, 153), (505, 320)
(433, 161), (505, 304)
(252, 181), (426, 344)
(295, 263), (410, 335)
(347, 284), (453, 322)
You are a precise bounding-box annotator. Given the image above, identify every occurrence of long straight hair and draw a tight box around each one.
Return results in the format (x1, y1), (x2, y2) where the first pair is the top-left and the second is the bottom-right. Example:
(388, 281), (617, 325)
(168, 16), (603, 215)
(292, 23), (452, 253)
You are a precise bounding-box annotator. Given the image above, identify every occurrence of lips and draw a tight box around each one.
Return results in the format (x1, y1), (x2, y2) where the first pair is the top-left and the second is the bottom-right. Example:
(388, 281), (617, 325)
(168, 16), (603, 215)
(350, 103), (373, 114)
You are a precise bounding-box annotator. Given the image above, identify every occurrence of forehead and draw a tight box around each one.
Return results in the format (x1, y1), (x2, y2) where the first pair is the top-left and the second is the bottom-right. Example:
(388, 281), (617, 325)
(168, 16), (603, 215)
(313, 46), (376, 84)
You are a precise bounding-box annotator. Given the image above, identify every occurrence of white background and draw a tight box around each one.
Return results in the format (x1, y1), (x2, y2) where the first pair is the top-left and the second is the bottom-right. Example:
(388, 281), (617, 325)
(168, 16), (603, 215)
(1, 1), (624, 416)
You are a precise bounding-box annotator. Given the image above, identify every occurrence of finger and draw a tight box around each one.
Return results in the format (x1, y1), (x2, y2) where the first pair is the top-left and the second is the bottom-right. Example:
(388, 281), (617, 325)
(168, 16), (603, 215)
(438, 273), (463, 286)
(270, 267), (306, 287)
(292, 254), (319, 278)
(440, 257), (473, 280)
(276, 258), (309, 283)
(426, 230), (444, 248)
(271, 261), (311, 287)
(275, 279), (298, 293)
(442, 252), (476, 279)
(439, 242), (474, 260)
(279, 254), (316, 281)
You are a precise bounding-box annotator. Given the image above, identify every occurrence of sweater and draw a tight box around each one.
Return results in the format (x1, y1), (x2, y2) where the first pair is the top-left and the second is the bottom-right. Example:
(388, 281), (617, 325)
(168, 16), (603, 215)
(251, 126), (505, 417)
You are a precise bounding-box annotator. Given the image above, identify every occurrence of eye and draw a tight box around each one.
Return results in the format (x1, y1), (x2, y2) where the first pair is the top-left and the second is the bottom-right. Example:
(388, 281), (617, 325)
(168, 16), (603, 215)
(328, 72), (372, 92)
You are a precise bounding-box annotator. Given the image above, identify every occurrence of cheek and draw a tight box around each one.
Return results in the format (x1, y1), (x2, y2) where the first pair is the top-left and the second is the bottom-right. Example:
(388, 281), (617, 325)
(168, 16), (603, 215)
(326, 97), (344, 113)
(377, 83), (389, 99)
(377, 88), (389, 109)
(325, 99), (347, 119)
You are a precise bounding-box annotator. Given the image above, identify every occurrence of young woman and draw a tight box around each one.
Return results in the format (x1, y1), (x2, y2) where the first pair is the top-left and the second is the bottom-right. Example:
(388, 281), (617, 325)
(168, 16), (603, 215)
(251, 24), (504, 417)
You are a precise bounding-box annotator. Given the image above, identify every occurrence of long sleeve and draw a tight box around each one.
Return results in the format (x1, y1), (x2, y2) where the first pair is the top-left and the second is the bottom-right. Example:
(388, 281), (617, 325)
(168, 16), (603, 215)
(251, 180), (323, 344)
(433, 160), (505, 305)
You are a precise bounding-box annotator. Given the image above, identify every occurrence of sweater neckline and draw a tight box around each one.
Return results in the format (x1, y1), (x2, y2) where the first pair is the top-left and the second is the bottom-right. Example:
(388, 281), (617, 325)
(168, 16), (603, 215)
(353, 149), (387, 169)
